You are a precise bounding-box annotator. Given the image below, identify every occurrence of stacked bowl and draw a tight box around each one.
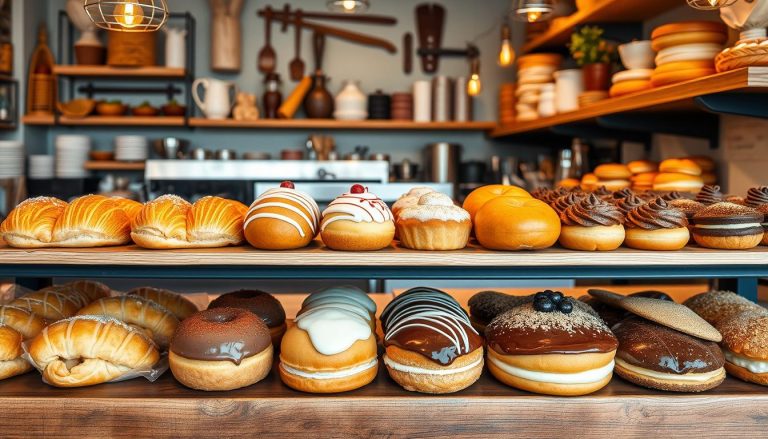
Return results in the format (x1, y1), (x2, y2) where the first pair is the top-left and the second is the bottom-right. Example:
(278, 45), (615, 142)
(390, 92), (414, 120)
(114, 135), (149, 162)
(499, 83), (516, 125)
(611, 40), (655, 98)
(55, 135), (91, 178)
(0, 141), (24, 179)
(28, 155), (55, 179)
(650, 21), (728, 87)
(515, 53), (562, 121)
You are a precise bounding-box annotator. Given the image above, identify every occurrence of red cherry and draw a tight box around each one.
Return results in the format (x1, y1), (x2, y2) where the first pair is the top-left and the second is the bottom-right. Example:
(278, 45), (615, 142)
(280, 181), (295, 189)
(350, 184), (366, 194)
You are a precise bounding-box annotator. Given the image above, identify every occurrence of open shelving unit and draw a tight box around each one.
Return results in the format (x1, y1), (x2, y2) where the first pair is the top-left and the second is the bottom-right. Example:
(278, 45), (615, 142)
(83, 161), (146, 171)
(189, 118), (497, 131)
(21, 114), (186, 127)
(52, 65), (186, 78)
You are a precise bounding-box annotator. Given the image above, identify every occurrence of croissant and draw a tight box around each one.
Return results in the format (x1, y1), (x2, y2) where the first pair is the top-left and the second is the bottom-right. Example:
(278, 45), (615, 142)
(128, 286), (198, 320)
(0, 305), (46, 339)
(27, 316), (160, 387)
(111, 197), (143, 222)
(0, 325), (31, 380)
(131, 195), (247, 249)
(10, 289), (82, 322)
(65, 280), (112, 302)
(0, 197), (67, 247)
(77, 295), (179, 349)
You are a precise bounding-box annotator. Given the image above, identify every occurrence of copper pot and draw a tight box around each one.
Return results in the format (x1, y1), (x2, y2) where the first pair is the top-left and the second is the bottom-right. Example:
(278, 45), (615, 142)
(582, 63), (611, 91)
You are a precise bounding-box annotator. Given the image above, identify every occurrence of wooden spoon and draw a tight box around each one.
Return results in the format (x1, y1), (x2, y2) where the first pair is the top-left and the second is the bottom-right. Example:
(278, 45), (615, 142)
(289, 10), (305, 81)
(257, 6), (276, 74)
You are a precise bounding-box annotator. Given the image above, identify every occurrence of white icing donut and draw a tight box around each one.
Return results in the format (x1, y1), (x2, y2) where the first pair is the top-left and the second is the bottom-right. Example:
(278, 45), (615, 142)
(244, 187), (320, 237)
(320, 190), (393, 231)
(302, 286), (377, 313)
(295, 307), (372, 356)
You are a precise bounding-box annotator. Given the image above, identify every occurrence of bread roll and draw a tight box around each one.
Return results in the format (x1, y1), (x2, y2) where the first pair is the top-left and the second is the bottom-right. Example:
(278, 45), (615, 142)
(0, 325), (31, 380)
(0, 305), (46, 339)
(65, 280), (112, 302)
(186, 196), (247, 247)
(0, 197), (67, 248)
(131, 195), (192, 248)
(52, 195), (132, 247)
(27, 316), (160, 387)
(128, 286), (198, 320)
(10, 289), (81, 322)
(77, 296), (179, 349)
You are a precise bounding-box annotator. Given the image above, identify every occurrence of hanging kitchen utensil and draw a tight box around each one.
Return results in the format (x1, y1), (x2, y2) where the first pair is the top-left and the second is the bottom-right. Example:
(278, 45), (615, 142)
(403, 32), (413, 74)
(314, 31), (325, 73)
(415, 3), (445, 73)
(210, 0), (245, 73)
(289, 10), (305, 81)
(275, 9), (396, 25)
(257, 6), (276, 73)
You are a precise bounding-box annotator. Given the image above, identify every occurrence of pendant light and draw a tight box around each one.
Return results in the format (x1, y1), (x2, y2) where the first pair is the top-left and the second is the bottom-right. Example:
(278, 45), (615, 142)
(467, 57), (482, 96)
(686, 0), (738, 10)
(326, 0), (370, 14)
(498, 23), (515, 67)
(84, 0), (169, 32)
(513, 0), (553, 23)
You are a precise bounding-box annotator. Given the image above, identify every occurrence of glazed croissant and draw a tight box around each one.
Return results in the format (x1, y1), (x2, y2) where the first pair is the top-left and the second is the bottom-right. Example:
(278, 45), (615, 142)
(27, 316), (160, 387)
(131, 195), (247, 249)
(0, 325), (30, 381)
(0, 195), (142, 248)
(128, 286), (198, 320)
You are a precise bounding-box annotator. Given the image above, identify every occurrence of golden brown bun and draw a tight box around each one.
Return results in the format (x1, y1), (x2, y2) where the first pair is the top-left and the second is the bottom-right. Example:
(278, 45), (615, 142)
(321, 218), (394, 251)
(65, 280), (112, 302)
(692, 232), (763, 250)
(475, 197), (561, 250)
(581, 173), (599, 191)
(631, 172), (658, 186)
(77, 296), (179, 349)
(127, 287), (198, 320)
(170, 345), (273, 391)
(384, 345), (483, 394)
(0, 197), (67, 248)
(0, 305), (46, 339)
(724, 361), (768, 386)
(624, 227), (690, 251)
(686, 155), (716, 172)
(52, 195), (132, 247)
(244, 188), (320, 250)
(38, 285), (91, 309)
(594, 163), (631, 180)
(111, 198), (143, 222)
(557, 178), (581, 189)
(10, 290), (81, 322)
(598, 179), (631, 191)
(653, 172), (704, 193)
(27, 316), (160, 387)
(487, 349), (615, 396)
(132, 195), (246, 249)
(659, 158), (702, 176)
(279, 324), (377, 393)
(462, 185), (531, 222)
(0, 325), (31, 380)
(0, 357), (33, 381)
(615, 359), (725, 392)
(558, 224), (625, 251)
(396, 218), (471, 250)
(628, 160), (658, 175)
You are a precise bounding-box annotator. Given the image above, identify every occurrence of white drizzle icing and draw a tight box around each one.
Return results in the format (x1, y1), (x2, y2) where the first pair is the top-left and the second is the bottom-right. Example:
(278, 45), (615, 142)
(280, 358), (377, 380)
(320, 191), (393, 231)
(383, 354), (482, 376)
(244, 187), (320, 237)
(295, 298), (372, 356)
(299, 301), (372, 322)
(301, 286), (377, 313)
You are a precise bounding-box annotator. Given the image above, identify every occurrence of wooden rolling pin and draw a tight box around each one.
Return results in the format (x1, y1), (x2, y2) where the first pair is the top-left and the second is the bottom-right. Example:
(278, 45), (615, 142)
(278, 76), (312, 119)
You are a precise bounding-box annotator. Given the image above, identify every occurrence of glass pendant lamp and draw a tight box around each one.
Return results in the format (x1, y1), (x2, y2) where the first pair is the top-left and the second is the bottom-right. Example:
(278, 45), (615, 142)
(326, 0), (370, 14)
(513, 0), (553, 23)
(84, 0), (169, 32)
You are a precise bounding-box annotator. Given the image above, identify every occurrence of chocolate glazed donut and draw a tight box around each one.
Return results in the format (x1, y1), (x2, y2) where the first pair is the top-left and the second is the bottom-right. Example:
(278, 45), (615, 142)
(209, 289), (287, 346)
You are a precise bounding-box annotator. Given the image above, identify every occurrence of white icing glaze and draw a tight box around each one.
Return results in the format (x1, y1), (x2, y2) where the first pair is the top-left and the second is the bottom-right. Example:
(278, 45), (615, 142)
(696, 223), (762, 230)
(383, 354), (482, 376)
(398, 192), (470, 223)
(280, 358), (377, 380)
(299, 300), (372, 322)
(392, 187), (436, 213)
(320, 191), (393, 230)
(615, 358), (725, 381)
(490, 355), (614, 384)
(244, 187), (320, 237)
(295, 307), (372, 355)
(302, 286), (377, 313)
(724, 350), (768, 374)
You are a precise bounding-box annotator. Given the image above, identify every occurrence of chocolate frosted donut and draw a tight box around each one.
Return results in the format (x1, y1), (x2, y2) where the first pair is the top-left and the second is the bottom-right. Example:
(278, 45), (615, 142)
(172, 307), (271, 365)
(593, 186), (611, 196)
(746, 186), (768, 208)
(611, 188), (634, 200)
(550, 193), (584, 216)
(469, 290), (598, 331)
(561, 194), (624, 227)
(661, 191), (687, 201)
(209, 289), (286, 328)
(615, 194), (645, 216)
(696, 185), (724, 205)
(692, 203), (764, 249)
(625, 198), (688, 230)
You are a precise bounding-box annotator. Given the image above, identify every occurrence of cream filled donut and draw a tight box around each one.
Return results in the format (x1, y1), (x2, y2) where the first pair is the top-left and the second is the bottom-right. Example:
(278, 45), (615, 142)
(485, 292), (618, 396)
(301, 285), (377, 317)
(380, 287), (483, 394)
(279, 292), (378, 393)
(244, 181), (321, 250)
(391, 187), (436, 219)
(719, 310), (768, 386)
(396, 193), (471, 250)
(320, 184), (395, 251)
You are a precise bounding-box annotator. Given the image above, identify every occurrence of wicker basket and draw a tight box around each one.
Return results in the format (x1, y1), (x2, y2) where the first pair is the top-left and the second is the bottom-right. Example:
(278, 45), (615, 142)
(107, 31), (156, 66)
(715, 38), (768, 72)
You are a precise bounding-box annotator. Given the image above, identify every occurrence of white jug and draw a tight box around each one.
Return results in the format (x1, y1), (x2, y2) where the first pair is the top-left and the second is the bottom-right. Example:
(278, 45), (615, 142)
(164, 27), (187, 69)
(554, 69), (583, 113)
(192, 78), (238, 119)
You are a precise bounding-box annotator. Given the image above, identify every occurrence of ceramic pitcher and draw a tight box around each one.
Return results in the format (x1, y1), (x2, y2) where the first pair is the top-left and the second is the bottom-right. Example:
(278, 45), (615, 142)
(192, 78), (238, 119)
(333, 80), (367, 120)
(164, 27), (187, 68)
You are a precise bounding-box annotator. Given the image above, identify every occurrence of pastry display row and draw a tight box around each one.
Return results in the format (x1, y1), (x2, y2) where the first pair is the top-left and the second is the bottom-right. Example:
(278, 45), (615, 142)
(3, 180), (768, 253)
(2, 280), (766, 397)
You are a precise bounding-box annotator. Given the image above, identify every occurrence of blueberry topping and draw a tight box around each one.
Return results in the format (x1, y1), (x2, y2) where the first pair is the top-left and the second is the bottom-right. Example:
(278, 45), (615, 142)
(534, 298), (555, 313)
(558, 299), (573, 314)
(534, 292), (550, 302)
(549, 291), (564, 303)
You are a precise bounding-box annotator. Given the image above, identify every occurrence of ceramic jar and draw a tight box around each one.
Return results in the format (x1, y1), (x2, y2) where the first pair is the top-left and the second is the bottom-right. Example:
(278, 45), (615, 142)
(334, 80), (367, 120)
(304, 74), (334, 119)
(164, 27), (187, 69)
(537, 83), (556, 118)
(553, 69), (583, 113)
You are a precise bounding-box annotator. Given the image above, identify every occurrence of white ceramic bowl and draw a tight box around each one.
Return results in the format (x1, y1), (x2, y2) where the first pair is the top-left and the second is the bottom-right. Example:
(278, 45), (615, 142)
(619, 40), (655, 70)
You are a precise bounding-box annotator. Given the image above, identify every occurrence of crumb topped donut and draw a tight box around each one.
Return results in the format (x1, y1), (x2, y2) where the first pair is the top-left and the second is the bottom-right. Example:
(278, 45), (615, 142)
(684, 290), (766, 327)
(396, 192), (471, 250)
(320, 184), (394, 251)
(719, 310), (768, 386)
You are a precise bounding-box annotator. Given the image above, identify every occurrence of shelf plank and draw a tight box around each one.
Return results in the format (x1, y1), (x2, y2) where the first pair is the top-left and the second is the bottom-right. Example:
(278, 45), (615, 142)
(83, 161), (146, 171)
(2, 368), (766, 438)
(522, 0), (680, 54)
(0, 243), (767, 268)
(491, 67), (768, 138)
(21, 114), (55, 125)
(22, 115), (185, 127)
(52, 65), (186, 78)
(189, 118), (496, 131)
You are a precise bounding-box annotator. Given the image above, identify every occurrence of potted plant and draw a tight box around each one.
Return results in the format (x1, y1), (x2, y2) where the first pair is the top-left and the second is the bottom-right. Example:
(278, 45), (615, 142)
(569, 26), (615, 91)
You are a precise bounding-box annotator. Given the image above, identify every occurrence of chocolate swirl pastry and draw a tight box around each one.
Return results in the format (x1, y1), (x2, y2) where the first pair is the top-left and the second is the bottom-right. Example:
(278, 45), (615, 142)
(593, 186), (611, 196)
(661, 191), (686, 201)
(550, 193), (584, 216)
(539, 187), (568, 204)
(615, 194), (645, 216)
(561, 194), (624, 227)
(696, 185), (724, 205)
(611, 188), (634, 200)
(625, 198), (688, 230)
(746, 186), (768, 208)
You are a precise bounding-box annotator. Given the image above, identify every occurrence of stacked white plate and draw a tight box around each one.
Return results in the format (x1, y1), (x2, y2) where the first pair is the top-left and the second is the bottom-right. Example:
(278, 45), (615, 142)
(115, 135), (148, 161)
(56, 134), (91, 178)
(516, 65), (557, 121)
(28, 155), (55, 179)
(0, 141), (24, 178)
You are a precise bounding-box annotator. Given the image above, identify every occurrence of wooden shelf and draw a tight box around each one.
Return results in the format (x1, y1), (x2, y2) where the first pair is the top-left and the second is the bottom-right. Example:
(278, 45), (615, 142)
(491, 68), (768, 138)
(2, 367), (766, 437)
(21, 115), (185, 127)
(189, 118), (497, 131)
(52, 65), (186, 78)
(522, 0), (680, 54)
(83, 161), (146, 171)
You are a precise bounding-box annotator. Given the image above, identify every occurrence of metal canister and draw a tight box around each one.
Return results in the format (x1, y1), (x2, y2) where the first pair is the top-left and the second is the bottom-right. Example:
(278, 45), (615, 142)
(454, 76), (472, 122)
(424, 142), (461, 184)
(431, 76), (453, 122)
